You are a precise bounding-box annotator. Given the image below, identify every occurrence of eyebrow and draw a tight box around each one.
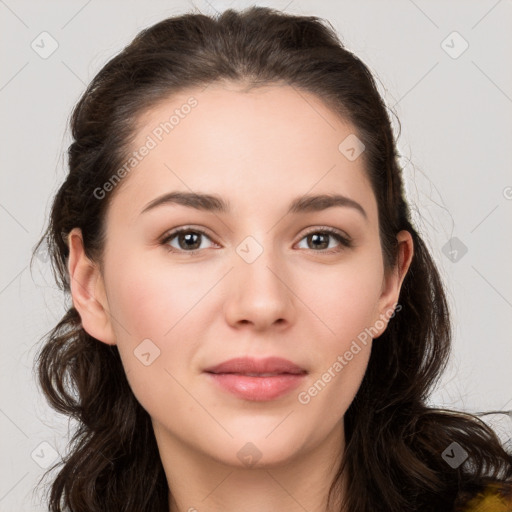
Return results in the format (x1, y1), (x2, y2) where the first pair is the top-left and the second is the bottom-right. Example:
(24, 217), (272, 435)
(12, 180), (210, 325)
(140, 191), (367, 220)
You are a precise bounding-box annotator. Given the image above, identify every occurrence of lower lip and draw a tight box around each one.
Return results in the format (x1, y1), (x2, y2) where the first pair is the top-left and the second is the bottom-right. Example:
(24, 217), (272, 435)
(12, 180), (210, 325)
(205, 372), (307, 401)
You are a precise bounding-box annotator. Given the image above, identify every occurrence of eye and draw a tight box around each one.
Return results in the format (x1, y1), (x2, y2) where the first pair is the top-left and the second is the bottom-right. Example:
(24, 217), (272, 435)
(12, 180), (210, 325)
(296, 227), (353, 254)
(161, 227), (217, 254)
(160, 226), (353, 255)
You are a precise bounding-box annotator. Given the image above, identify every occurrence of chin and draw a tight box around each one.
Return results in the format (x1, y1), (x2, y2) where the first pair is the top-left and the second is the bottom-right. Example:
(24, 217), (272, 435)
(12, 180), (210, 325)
(207, 432), (308, 470)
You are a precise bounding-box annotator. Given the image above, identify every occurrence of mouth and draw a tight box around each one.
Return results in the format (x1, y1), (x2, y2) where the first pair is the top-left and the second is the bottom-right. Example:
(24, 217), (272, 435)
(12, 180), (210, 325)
(206, 371), (306, 376)
(203, 357), (308, 401)
(204, 372), (307, 401)
(203, 356), (307, 376)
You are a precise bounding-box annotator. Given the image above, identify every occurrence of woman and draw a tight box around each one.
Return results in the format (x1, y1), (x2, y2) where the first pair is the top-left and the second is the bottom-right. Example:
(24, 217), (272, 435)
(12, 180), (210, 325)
(32, 6), (512, 511)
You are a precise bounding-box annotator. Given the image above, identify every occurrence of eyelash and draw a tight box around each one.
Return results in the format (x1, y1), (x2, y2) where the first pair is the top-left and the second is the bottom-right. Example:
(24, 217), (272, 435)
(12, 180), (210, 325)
(160, 226), (353, 255)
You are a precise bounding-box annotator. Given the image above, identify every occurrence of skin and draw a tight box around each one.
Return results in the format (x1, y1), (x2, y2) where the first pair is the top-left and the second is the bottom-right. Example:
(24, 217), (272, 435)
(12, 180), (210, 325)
(67, 82), (414, 512)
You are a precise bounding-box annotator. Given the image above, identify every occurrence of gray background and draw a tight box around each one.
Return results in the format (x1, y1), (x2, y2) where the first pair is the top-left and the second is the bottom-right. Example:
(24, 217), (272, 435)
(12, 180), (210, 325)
(1, 0), (511, 510)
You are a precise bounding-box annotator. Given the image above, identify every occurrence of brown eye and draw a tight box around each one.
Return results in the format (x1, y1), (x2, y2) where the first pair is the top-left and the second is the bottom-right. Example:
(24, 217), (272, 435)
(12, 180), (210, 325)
(297, 228), (353, 253)
(161, 228), (215, 253)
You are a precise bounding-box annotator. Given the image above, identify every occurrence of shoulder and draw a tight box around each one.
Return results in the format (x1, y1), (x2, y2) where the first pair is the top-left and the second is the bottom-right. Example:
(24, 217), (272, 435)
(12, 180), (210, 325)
(455, 482), (512, 512)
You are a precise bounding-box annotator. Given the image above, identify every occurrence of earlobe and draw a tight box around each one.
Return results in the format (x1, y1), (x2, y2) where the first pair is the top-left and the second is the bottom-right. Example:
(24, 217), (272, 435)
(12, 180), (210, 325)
(67, 227), (117, 345)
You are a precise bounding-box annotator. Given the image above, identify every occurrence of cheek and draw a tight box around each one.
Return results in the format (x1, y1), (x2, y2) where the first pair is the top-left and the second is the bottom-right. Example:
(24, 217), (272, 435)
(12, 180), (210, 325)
(107, 252), (209, 341)
(296, 252), (384, 340)
(292, 254), (381, 418)
(102, 256), (204, 404)
(298, 343), (372, 426)
(296, 281), (375, 427)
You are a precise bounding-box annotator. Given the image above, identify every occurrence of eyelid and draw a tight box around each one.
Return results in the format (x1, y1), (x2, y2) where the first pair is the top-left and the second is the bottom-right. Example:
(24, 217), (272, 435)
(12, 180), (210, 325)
(300, 225), (351, 241)
(160, 225), (213, 241)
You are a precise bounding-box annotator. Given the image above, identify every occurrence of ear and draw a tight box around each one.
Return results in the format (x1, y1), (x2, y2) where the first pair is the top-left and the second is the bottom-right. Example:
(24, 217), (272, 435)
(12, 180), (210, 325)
(67, 227), (116, 345)
(372, 230), (414, 338)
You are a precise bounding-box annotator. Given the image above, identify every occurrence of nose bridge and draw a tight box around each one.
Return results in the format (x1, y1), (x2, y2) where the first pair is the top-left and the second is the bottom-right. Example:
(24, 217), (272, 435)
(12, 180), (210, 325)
(235, 232), (284, 292)
(224, 231), (294, 328)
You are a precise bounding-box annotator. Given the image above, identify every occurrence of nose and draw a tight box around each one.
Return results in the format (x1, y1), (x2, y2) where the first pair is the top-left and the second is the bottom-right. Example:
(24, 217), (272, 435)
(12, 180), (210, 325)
(223, 242), (296, 332)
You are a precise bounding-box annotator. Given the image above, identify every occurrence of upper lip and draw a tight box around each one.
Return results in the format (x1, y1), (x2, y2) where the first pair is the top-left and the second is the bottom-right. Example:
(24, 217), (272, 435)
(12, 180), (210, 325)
(204, 357), (307, 375)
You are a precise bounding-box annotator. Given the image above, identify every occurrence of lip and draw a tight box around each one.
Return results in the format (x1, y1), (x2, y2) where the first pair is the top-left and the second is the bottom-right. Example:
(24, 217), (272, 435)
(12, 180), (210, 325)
(204, 356), (306, 375)
(203, 357), (308, 401)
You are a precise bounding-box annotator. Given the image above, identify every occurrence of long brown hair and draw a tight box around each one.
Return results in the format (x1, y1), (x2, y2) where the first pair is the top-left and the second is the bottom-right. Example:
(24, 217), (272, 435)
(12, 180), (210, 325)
(32, 6), (511, 511)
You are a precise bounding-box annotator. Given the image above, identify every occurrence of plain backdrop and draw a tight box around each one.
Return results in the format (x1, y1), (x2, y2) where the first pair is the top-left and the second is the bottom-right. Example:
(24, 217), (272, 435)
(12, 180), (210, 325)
(1, 0), (511, 510)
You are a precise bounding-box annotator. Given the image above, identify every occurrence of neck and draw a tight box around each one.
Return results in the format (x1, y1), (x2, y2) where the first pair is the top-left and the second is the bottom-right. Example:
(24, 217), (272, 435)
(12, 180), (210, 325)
(152, 420), (348, 512)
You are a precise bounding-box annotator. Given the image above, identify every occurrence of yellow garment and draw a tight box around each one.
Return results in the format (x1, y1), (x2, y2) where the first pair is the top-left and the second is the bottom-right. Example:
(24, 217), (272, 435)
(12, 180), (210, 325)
(461, 483), (512, 511)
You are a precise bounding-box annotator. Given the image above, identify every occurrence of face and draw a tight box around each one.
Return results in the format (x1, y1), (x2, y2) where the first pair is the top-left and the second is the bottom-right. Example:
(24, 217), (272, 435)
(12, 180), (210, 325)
(68, 82), (412, 470)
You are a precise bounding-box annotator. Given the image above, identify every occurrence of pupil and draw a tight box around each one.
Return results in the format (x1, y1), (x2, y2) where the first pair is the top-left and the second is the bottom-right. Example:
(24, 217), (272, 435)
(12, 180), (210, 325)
(181, 232), (200, 250)
(311, 233), (328, 249)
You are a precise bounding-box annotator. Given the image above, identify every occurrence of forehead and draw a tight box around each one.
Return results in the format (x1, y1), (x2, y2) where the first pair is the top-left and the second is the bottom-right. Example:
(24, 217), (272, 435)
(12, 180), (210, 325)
(107, 82), (377, 224)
